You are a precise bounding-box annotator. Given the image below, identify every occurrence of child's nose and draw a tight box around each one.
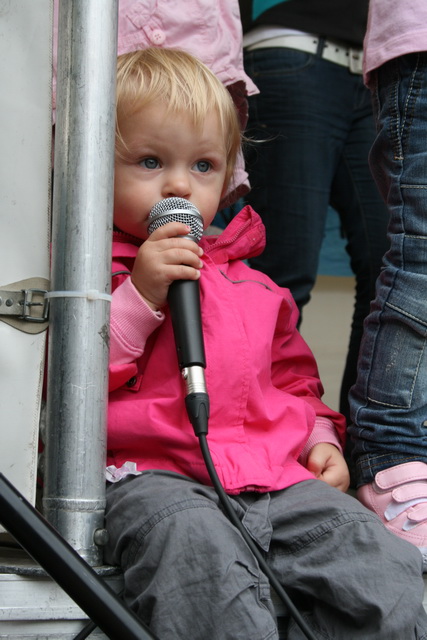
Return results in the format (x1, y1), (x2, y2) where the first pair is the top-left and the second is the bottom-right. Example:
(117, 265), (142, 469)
(162, 170), (191, 199)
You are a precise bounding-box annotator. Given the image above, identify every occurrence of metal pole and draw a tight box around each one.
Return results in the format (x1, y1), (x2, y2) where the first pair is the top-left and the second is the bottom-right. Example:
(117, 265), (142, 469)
(44, 0), (118, 566)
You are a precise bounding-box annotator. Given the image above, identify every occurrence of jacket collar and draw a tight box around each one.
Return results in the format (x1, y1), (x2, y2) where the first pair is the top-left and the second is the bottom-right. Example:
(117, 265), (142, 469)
(112, 205), (266, 263)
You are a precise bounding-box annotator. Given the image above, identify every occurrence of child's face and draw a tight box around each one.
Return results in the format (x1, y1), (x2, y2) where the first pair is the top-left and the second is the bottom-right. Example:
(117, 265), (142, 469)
(113, 101), (229, 240)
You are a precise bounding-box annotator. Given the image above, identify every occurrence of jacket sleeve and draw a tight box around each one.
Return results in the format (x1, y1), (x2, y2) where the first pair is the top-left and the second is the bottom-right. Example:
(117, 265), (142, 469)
(109, 276), (164, 392)
(271, 293), (346, 449)
(297, 416), (343, 466)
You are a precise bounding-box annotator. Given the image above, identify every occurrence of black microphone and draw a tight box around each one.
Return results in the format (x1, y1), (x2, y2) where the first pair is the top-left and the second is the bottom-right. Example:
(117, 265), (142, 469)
(148, 197), (209, 435)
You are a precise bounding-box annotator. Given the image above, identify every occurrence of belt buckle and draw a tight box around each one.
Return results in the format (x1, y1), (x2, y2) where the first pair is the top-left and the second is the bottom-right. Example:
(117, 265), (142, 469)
(20, 288), (50, 323)
(349, 48), (363, 75)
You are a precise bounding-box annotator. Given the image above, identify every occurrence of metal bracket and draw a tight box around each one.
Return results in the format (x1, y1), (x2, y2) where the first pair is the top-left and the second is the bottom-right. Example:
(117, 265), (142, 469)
(0, 288), (49, 323)
(0, 278), (50, 333)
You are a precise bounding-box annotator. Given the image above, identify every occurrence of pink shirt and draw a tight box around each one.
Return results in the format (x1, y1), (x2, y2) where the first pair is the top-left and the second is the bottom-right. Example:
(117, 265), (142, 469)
(364, 0), (427, 87)
(116, 0), (257, 95)
(52, 0), (258, 205)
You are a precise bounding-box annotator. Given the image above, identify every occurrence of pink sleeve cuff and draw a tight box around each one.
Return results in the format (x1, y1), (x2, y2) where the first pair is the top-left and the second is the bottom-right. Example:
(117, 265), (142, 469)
(110, 277), (164, 365)
(298, 416), (343, 467)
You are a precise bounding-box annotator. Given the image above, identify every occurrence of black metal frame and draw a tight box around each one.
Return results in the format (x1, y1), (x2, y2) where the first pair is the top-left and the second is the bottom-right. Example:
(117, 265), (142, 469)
(0, 473), (156, 640)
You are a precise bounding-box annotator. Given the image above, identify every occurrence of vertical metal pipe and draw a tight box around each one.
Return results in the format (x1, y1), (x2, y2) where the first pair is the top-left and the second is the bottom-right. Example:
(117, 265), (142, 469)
(44, 0), (118, 565)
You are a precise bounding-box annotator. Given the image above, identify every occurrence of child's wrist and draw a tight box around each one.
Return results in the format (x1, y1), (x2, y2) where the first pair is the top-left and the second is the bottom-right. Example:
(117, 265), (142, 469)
(131, 278), (161, 312)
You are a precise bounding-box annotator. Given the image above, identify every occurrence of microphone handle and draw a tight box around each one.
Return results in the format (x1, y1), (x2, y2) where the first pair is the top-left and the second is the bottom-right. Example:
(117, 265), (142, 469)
(167, 279), (206, 370)
(168, 278), (209, 436)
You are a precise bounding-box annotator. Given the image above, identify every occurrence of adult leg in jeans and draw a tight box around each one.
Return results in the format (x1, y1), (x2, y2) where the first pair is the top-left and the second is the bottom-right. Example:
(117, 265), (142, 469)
(330, 78), (389, 428)
(244, 47), (388, 436)
(348, 53), (427, 559)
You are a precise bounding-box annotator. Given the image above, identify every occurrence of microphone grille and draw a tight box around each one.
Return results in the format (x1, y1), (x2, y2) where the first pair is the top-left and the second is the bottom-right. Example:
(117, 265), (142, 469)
(148, 197), (204, 243)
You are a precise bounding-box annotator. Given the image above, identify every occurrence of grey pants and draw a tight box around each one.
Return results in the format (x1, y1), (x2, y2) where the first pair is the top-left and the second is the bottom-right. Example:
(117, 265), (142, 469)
(104, 471), (427, 640)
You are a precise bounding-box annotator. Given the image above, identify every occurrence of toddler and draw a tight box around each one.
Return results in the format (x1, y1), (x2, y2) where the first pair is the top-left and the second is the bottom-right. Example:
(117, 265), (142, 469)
(104, 47), (427, 640)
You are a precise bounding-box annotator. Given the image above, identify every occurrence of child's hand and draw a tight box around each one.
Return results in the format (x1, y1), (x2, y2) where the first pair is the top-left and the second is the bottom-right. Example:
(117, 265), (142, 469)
(131, 222), (204, 310)
(306, 443), (350, 492)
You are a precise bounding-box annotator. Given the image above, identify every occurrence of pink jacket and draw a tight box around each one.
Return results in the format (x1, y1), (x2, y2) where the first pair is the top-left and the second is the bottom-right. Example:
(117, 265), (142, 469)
(108, 206), (346, 494)
(53, 0), (258, 205)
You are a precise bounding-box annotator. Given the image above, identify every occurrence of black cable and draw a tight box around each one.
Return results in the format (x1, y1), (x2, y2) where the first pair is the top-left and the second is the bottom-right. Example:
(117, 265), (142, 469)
(197, 434), (318, 640)
(73, 619), (97, 640)
(72, 589), (127, 640)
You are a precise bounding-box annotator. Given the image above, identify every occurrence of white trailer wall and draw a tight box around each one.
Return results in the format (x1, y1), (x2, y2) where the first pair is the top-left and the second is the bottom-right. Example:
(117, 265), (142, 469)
(0, 0), (51, 519)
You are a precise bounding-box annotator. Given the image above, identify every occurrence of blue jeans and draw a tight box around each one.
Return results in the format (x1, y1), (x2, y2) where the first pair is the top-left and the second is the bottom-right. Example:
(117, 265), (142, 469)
(243, 46), (389, 424)
(348, 53), (427, 487)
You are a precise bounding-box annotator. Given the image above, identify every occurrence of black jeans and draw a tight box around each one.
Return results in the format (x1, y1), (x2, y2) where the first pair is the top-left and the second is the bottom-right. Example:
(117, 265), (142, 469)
(243, 47), (389, 427)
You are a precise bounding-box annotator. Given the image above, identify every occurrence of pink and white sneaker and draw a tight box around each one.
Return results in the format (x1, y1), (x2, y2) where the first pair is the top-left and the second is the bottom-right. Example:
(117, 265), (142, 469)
(357, 461), (427, 571)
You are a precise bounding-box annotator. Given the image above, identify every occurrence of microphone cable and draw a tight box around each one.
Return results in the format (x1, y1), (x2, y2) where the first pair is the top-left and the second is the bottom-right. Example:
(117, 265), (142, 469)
(193, 408), (317, 640)
(148, 195), (318, 639)
(71, 430), (318, 640)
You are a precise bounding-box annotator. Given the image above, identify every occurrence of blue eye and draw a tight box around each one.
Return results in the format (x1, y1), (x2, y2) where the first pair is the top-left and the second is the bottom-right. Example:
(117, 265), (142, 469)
(140, 157), (159, 169)
(194, 160), (211, 173)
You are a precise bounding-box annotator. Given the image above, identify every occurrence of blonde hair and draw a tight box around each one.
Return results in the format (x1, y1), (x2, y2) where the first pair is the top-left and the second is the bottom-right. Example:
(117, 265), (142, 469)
(115, 47), (241, 187)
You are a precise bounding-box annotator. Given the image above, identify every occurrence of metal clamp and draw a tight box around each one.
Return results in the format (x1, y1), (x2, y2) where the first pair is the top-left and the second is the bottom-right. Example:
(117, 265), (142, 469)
(0, 278), (50, 333)
(21, 288), (50, 323)
(0, 288), (49, 323)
